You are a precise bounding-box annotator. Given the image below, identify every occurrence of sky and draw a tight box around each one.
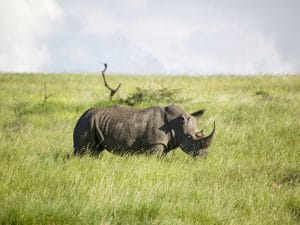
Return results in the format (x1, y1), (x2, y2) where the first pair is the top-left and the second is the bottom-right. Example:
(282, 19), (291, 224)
(0, 0), (299, 74)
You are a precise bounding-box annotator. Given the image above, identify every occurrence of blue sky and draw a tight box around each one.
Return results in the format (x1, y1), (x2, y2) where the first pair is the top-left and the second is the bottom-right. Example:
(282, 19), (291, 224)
(0, 0), (299, 74)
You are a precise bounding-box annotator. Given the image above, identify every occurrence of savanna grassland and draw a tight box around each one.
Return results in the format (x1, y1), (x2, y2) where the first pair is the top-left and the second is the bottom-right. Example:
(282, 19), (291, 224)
(0, 73), (299, 225)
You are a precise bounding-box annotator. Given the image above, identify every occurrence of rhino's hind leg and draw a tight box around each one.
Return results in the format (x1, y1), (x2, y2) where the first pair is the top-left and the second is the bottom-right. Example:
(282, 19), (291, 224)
(74, 146), (86, 156)
(73, 115), (105, 157)
(73, 140), (90, 156)
(91, 143), (104, 157)
(73, 131), (89, 155)
(74, 141), (104, 156)
(74, 134), (104, 157)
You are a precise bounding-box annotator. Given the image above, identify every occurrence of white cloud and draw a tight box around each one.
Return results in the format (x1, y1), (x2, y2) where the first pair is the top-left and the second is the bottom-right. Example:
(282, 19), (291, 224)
(0, 0), (63, 72)
(0, 0), (299, 74)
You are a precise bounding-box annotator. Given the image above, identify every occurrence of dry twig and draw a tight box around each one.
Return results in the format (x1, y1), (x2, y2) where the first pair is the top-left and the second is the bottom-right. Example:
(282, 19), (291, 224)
(101, 63), (121, 99)
(43, 81), (54, 104)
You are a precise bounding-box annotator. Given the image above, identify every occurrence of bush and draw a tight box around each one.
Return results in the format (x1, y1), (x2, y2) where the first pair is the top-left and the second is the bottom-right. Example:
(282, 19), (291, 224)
(119, 87), (187, 106)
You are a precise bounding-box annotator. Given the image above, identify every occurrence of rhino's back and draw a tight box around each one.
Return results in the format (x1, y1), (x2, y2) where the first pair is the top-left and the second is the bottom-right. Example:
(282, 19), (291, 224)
(92, 105), (168, 152)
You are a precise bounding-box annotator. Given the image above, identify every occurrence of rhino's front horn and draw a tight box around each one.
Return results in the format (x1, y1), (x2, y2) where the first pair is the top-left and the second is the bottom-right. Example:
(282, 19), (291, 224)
(201, 121), (216, 148)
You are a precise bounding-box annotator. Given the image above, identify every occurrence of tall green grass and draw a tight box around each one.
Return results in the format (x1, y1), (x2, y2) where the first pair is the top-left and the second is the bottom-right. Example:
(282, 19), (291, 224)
(0, 73), (299, 225)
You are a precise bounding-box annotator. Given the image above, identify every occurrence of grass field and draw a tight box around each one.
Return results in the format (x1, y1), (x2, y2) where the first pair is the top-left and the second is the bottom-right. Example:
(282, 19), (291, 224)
(0, 73), (299, 225)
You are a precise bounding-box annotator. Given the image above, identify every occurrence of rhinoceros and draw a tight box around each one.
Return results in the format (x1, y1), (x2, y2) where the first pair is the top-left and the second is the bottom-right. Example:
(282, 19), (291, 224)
(73, 105), (215, 157)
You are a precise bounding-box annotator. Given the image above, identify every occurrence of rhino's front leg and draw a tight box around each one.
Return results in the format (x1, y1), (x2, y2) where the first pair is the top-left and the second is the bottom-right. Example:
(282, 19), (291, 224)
(148, 144), (167, 157)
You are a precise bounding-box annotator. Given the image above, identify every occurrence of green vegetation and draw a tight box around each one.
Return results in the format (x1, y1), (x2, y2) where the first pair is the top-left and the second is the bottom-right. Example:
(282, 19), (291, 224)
(0, 73), (299, 225)
(118, 86), (185, 106)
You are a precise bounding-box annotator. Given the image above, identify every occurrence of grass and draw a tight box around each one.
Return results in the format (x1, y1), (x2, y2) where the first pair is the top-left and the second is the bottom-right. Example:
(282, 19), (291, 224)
(0, 73), (299, 225)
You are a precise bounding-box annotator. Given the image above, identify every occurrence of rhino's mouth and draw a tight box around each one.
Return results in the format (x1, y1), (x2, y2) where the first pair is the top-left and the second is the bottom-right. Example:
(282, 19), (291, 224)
(181, 121), (215, 157)
(192, 148), (209, 157)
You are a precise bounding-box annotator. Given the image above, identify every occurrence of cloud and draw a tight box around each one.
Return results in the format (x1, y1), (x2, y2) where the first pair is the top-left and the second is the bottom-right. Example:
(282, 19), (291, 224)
(45, 32), (164, 73)
(0, 0), (63, 72)
(0, 0), (299, 74)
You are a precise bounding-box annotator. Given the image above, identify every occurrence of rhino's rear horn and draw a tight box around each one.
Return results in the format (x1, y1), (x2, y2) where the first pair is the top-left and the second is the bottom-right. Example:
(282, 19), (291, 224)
(202, 121), (215, 147)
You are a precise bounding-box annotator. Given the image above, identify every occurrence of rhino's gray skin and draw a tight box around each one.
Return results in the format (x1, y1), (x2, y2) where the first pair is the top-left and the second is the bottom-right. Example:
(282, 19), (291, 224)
(73, 105), (215, 157)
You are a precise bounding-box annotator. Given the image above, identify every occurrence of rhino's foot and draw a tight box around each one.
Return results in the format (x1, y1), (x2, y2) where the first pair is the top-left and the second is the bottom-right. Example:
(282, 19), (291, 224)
(90, 145), (104, 157)
(148, 144), (167, 158)
(74, 147), (86, 156)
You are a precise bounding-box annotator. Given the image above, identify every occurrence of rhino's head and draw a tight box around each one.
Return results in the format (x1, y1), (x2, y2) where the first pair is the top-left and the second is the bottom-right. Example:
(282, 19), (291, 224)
(176, 109), (215, 157)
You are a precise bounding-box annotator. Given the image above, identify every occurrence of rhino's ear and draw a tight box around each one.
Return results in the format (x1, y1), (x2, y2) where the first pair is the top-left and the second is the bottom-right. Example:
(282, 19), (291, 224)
(190, 109), (206, 118)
